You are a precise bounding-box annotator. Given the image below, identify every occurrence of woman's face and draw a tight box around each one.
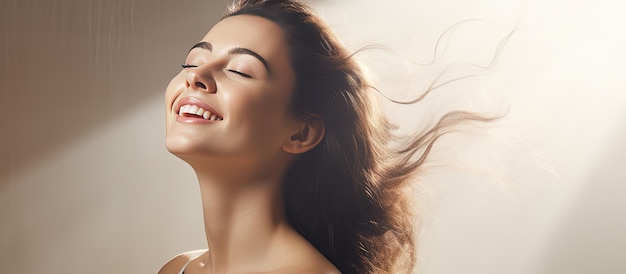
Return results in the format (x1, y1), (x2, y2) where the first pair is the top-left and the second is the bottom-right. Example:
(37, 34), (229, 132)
(165, 15), (297, 169)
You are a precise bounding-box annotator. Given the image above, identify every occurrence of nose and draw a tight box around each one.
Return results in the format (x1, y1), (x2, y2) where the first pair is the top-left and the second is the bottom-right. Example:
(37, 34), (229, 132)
(185, 66), (216, 93)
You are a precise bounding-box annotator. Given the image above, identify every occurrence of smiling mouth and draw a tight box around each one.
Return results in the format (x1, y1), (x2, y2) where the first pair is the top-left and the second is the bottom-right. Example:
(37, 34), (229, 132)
(178, 104), (223, 121)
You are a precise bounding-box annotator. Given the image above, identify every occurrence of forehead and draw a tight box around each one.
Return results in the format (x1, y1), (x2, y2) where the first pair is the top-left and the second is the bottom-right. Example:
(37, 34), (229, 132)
(202, 15), (290, 66)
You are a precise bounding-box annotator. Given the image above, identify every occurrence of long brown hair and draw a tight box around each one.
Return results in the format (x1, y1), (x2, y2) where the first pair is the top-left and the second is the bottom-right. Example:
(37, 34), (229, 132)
(224, 1), (497, 273)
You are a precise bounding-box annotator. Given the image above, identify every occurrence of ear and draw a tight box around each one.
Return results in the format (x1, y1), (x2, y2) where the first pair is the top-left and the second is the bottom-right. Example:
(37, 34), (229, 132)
(282, 119), (325, 154)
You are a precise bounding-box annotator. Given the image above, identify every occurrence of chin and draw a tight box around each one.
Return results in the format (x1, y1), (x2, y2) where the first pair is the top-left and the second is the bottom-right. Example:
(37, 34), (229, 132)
(166, 135), (204, 158)
(165, 134), (228, 164)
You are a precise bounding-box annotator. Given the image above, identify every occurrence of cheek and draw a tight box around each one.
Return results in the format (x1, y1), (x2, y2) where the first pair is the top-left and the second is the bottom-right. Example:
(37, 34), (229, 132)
(165, 75), (182, 105)
(164, 74), (185, 129)
(245, 88), (290, 123)
(252, 94), (293, 140)
(227, 89), (293, 141)
(165, 74), (185, 112)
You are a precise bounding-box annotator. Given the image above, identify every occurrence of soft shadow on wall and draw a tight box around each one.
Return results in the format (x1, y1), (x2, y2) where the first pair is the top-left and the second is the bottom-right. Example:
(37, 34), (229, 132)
(0, 0), (227, 181)
(0, 0), (230, 273)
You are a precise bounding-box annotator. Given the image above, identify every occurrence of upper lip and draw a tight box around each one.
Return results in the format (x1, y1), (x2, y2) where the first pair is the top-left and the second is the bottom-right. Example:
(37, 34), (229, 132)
(175, 96), (223, 119)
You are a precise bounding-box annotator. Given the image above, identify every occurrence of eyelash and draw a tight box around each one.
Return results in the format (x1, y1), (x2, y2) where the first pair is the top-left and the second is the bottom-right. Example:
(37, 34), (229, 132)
(181, 64), (251, 78)
(227, 69), (251, 78)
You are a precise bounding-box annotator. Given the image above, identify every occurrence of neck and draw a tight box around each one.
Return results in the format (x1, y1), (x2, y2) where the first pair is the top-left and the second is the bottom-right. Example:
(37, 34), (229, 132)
(192, 165), (290, 273)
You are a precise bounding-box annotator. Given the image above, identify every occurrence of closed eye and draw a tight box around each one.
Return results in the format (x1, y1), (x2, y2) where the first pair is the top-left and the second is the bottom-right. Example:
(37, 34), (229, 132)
(227, 69), (252, 78)
(182, 64), (251, 79)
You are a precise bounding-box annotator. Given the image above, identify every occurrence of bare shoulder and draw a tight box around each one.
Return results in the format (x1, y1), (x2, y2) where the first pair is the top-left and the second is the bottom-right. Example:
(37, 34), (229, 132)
(272, 263), (341, 274)
(273, 245), (340, 274)
(268, 228), (341, 274)
(297, 254), (340, 274)
(157, 249), (207, 274)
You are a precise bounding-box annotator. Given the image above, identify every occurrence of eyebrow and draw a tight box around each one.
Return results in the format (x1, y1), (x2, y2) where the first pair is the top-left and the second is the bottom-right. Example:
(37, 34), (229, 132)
(188, 41), (271, 73)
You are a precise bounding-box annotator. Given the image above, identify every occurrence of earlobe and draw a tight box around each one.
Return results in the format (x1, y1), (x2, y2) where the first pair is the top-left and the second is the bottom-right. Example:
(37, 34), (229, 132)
(282, 120), (325, 154)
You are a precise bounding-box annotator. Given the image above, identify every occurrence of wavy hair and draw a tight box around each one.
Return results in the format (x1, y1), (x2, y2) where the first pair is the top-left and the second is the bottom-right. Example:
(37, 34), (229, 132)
(224, 1), (500, 273)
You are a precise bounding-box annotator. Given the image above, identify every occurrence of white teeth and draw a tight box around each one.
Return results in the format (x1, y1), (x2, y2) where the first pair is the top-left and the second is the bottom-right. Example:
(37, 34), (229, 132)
(178, 104), (222, 121)
(178, 105), (187, 116)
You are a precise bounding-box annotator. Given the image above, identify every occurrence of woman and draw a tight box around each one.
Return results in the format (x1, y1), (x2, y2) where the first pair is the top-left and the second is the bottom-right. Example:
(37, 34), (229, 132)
(160, 0), (486, 273)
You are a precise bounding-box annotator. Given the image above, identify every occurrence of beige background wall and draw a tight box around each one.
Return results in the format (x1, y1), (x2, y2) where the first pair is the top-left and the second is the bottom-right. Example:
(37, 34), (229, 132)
(1, 0), (625, 273)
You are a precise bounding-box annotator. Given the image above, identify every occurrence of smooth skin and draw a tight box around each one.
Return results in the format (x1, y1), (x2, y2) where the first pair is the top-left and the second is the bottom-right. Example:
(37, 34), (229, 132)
(160, 15), (337, 274)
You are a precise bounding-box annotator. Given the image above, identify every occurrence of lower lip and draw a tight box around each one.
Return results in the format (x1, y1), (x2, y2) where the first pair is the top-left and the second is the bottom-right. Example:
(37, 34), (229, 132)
(175, 115), (219, 124)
